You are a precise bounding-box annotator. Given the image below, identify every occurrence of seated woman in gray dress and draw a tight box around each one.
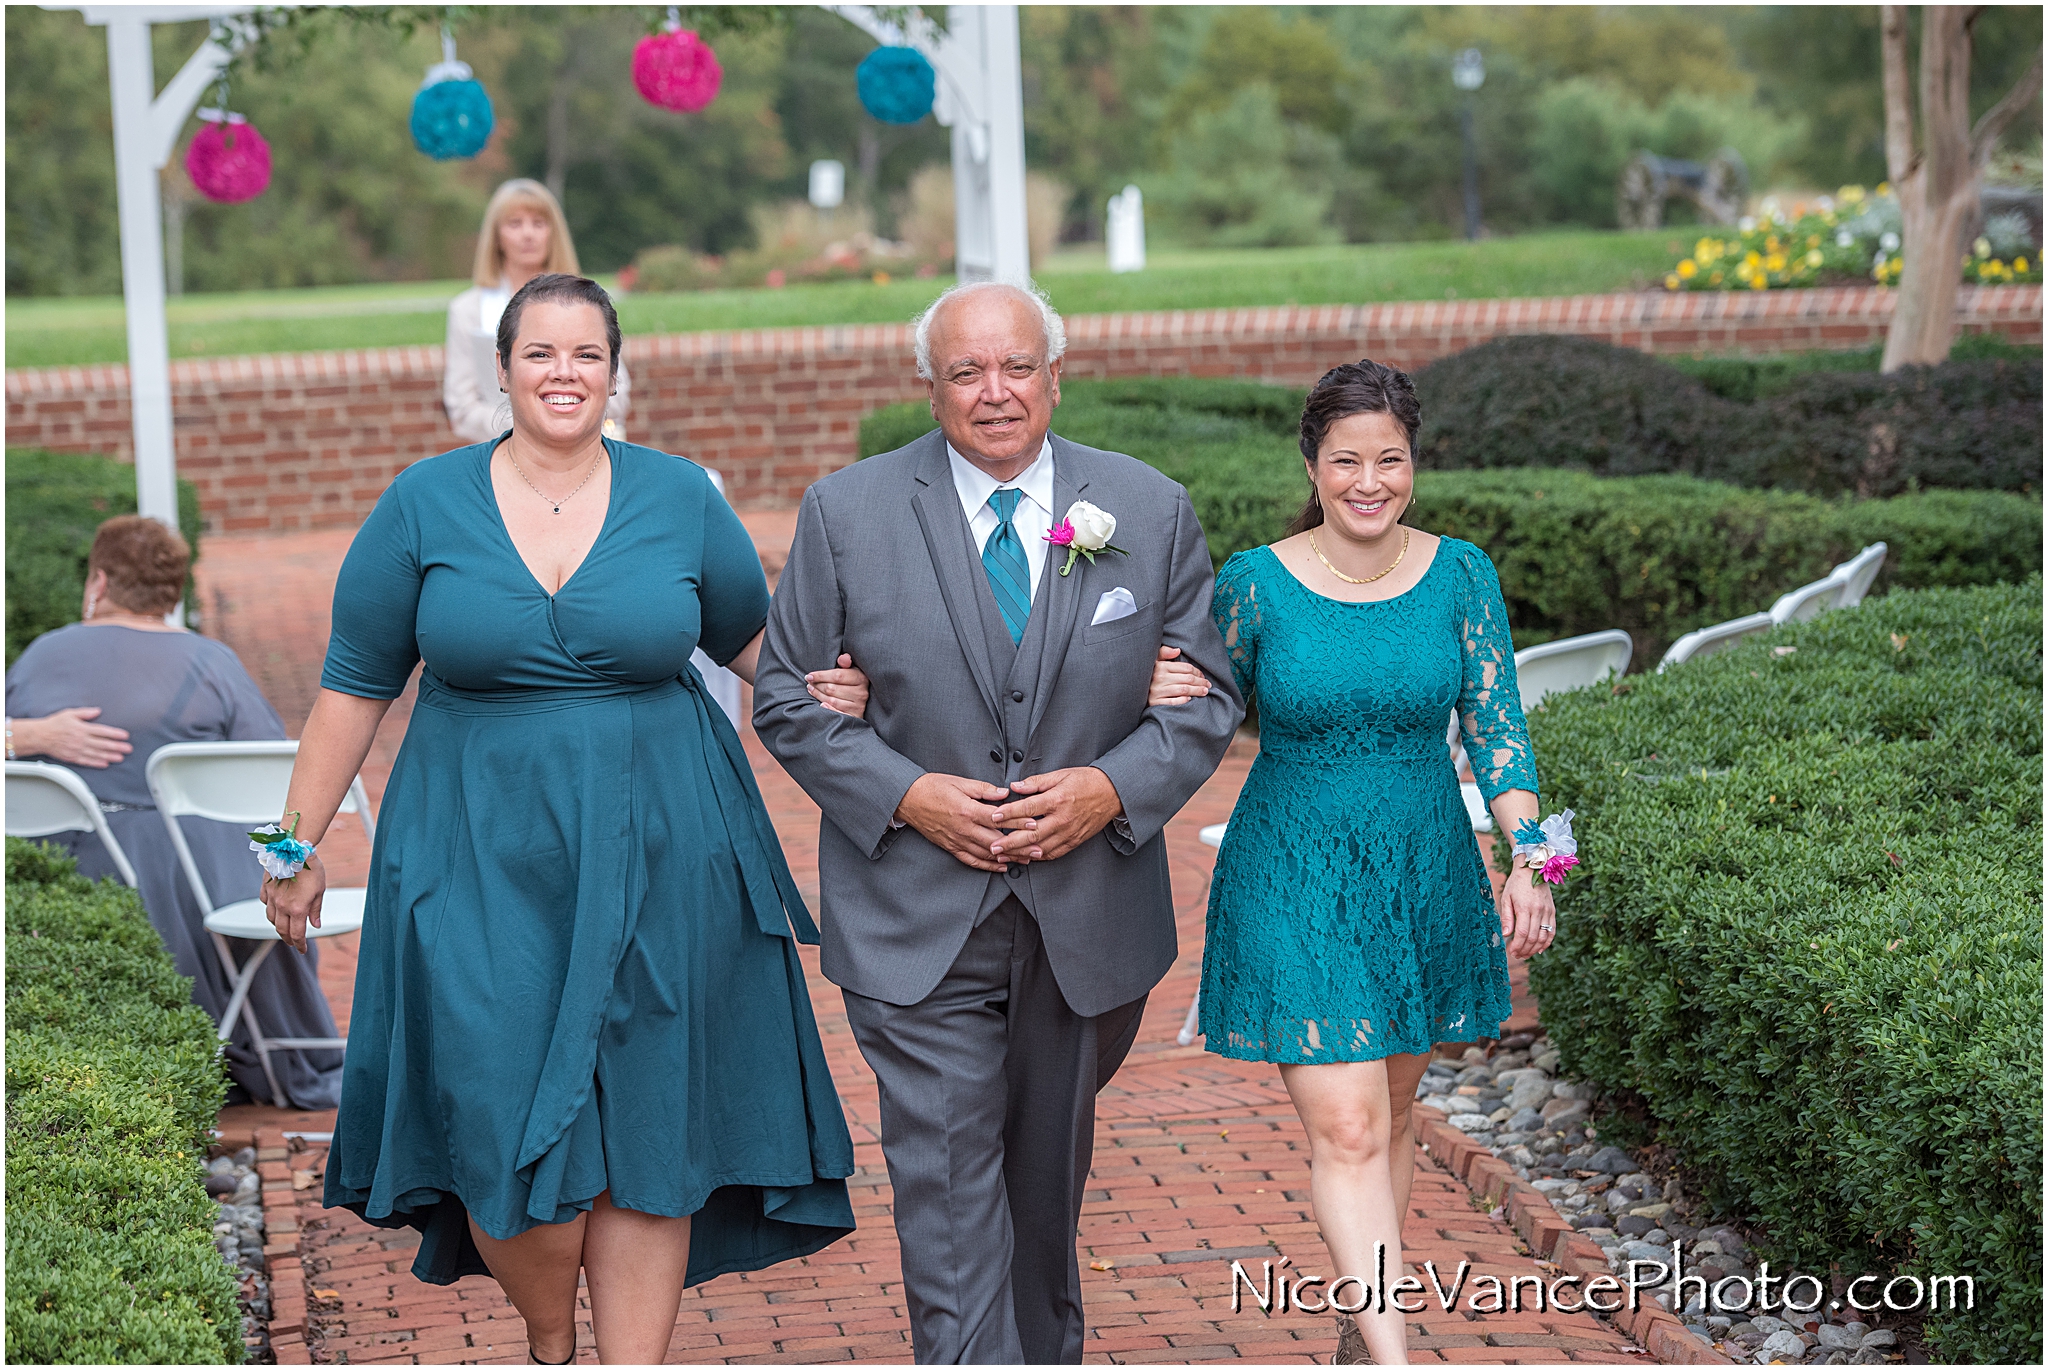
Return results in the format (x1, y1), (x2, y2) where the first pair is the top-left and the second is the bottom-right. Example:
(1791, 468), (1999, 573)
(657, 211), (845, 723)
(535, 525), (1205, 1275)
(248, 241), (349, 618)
(262, 274), (861, 1365)
(4, 514), (343, 1108)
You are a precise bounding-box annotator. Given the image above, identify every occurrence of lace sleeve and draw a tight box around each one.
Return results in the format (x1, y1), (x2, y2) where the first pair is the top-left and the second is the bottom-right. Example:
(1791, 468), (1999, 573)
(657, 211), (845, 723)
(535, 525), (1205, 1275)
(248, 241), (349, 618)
(1210, 551), (1262, 705)
(1452, 543), (1539, 803)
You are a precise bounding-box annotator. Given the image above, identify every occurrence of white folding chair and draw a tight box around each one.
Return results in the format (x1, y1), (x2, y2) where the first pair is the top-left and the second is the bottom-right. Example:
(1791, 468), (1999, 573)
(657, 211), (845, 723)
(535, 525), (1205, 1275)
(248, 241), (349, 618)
(694, 466), (747, 731)
(1828, 541), (1887, 609)
(1770, 574), (1849, 625)
(5, 760), (140, 887)
(145, 741), (373, 1106)
(1456, 630), (1635, 832)
(1175, 823), (1233, 1046)
(1658, 611), (1776, 672)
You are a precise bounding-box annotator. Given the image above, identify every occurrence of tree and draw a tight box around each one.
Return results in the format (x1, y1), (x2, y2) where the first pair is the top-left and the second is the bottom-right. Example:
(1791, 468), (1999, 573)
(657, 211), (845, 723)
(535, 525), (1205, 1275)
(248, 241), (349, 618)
(1880, 5), (2043, 371)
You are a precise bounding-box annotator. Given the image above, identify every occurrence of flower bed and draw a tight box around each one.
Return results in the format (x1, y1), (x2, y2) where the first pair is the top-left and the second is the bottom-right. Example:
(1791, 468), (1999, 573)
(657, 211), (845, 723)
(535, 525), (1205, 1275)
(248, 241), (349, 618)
(1523, 581), (2042, 1365)
(1662, 185), (2038, 291)
(4, 840), (243, 1365)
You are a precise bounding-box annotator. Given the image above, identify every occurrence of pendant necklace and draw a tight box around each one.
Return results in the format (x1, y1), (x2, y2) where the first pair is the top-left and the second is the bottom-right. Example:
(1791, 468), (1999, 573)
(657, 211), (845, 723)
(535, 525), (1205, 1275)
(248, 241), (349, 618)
(1310, 526), (1409, 585)
(506, 440), (603, 514)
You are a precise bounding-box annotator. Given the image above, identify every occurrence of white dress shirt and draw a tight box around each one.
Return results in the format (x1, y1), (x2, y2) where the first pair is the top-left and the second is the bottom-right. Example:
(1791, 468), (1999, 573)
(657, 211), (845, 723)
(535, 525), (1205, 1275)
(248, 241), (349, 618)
(948, 439), (1056, 604)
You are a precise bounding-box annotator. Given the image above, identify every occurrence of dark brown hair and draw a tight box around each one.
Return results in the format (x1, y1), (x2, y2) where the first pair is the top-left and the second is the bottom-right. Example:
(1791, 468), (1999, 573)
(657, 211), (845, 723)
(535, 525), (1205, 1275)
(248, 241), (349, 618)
(495, 272), (623, 383)
(89, 514), (189, 615)
(1287, 357), (1423, 535)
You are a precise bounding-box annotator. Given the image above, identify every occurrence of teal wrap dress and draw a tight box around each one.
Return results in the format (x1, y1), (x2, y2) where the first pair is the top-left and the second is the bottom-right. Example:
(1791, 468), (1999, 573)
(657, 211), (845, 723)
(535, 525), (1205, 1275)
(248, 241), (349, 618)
(320, 438), (856, 1286)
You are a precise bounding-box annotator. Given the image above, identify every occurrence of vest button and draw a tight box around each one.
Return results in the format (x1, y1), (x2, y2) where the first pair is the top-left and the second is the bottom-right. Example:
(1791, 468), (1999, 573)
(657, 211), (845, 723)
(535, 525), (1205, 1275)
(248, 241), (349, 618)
(989, 749), (1002, 763)
(1010, 749), (1024, 763)
(1010, 690), (1025, 703)
(1006, 865), (1022, 878)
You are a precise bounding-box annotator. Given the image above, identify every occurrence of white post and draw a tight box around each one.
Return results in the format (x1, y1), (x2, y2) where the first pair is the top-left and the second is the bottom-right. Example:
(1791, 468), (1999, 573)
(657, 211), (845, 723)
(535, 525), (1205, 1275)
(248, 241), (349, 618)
(61, 3), (248, 534)
(104, 14), (180, 530)
(978, 6), (1029, 286)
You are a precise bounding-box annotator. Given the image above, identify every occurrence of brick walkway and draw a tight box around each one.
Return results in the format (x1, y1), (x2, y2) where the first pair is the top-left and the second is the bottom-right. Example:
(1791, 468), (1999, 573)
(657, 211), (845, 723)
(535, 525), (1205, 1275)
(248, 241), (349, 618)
(201, 523), (1647, 1366)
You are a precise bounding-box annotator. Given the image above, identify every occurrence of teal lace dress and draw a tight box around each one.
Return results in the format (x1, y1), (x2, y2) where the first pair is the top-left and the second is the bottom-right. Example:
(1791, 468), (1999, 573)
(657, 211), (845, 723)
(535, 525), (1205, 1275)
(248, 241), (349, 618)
(1199, 538), (1537, 1063)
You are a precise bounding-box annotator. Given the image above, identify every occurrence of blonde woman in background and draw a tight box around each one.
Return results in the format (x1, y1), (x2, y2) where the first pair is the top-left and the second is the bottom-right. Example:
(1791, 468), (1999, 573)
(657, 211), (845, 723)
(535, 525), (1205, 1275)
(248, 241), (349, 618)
(444, 179), (631, 444)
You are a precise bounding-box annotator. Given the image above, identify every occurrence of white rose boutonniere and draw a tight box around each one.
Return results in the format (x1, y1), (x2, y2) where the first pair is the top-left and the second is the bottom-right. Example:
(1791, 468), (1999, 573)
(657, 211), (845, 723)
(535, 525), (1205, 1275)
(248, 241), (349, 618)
(1043, 500), (1129, 576)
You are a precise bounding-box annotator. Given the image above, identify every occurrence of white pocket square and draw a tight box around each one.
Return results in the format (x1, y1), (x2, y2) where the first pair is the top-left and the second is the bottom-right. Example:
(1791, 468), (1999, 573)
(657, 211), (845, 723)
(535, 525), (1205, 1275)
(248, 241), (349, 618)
(1091, 587), (1140, 626)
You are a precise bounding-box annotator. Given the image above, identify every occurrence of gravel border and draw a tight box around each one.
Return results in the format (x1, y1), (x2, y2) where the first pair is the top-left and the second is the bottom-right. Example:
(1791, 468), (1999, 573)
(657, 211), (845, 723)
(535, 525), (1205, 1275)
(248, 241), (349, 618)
(1415, 1035), (1913, 1367)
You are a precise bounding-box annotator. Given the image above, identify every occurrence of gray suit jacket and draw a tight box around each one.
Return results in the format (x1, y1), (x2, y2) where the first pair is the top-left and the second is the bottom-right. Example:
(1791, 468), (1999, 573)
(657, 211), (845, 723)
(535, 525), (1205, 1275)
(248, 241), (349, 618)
(753, 429), (1245, 1016)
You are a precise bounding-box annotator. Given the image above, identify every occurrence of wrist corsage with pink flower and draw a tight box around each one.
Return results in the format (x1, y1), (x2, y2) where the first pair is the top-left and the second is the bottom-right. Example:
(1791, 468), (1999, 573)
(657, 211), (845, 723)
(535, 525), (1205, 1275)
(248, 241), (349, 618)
(250, 811), (315, 880)
(1511, 811), (1580, 885)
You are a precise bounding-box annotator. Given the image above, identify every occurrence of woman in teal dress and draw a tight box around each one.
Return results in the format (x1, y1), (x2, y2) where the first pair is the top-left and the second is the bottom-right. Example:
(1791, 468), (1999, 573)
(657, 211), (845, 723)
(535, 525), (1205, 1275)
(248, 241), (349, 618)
(1199, 359), (1557, 1365)
(262, 275), (865, 1365)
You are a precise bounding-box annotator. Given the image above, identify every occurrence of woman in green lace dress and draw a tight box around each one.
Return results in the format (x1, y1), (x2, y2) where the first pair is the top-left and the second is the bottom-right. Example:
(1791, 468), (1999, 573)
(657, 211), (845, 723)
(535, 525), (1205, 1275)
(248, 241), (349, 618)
(1200, 359), (1557, 1364)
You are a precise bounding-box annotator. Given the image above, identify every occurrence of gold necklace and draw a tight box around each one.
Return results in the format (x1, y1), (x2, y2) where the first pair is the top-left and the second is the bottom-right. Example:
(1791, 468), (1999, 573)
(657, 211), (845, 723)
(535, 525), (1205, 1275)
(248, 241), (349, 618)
(1310, 526), (1409, 585)
(505, 439), (604, 515)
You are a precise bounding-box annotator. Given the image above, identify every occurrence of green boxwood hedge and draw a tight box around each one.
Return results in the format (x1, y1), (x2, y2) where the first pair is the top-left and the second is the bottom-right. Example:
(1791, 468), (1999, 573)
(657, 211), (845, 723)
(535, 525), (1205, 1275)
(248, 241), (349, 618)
(4, 449), (204, 667)
(1523, 582), (2042, 1365)
(1414, 335), (2042, 497)
(1419, 470), (2040, 666)
(858, 380), (2042, 665)
(5, 840), (242, 1365)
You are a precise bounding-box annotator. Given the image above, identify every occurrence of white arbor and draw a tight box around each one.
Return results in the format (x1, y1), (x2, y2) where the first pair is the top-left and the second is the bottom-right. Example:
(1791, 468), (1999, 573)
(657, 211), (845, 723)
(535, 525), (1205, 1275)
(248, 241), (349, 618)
(57, 4), (1032, 534)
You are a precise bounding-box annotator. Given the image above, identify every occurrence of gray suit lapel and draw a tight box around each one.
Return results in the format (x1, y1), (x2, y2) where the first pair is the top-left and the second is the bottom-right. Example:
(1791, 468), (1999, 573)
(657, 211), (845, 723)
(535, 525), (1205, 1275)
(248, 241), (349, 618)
(909, 433), (1004, 727)
(1022, 436), (1093, 742)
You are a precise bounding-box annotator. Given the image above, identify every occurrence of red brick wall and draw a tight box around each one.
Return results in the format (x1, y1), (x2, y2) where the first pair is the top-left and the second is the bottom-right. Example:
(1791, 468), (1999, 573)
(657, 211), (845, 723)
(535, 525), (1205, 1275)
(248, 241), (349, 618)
(7, 285), (2039, 534)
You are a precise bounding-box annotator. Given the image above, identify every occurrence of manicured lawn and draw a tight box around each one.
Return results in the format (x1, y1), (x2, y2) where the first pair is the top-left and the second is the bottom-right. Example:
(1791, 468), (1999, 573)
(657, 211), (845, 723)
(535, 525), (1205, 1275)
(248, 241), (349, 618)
(5, 230), (1683, 368)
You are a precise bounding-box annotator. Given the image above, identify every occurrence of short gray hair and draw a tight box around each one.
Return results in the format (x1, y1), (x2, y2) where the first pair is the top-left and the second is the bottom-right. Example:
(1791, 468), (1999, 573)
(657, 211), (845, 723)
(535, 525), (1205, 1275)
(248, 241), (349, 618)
(913, 281), (1068, 381)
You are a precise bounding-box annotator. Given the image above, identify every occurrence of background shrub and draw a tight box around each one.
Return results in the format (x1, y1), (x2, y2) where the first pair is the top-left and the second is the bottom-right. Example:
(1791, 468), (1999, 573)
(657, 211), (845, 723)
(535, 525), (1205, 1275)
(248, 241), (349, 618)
(1414, 335), (2042, 496)
(1522, 582), (2042, 1365)
(858, 379), (2042, 665)
(4, 449), (203, 666)
(1420, 470), (2040, 665)
(5, 840), (241, 1364)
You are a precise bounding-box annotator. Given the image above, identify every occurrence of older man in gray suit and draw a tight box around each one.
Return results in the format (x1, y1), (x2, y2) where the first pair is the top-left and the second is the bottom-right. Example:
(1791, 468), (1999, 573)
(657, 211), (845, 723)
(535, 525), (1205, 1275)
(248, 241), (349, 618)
(753, 282), (1244, 1363)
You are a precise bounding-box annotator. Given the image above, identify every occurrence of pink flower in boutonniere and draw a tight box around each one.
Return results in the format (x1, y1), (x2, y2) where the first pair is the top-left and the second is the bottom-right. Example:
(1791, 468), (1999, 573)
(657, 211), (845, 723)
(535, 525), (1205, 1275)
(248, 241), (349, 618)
(1044, 500), (1126, 576)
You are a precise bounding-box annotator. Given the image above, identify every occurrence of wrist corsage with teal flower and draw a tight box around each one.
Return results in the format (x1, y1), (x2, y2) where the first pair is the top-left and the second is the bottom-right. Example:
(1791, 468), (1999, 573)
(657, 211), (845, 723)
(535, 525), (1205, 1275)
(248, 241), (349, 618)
(250, 812), (314, 880)
(1511, 810), (1580, 885)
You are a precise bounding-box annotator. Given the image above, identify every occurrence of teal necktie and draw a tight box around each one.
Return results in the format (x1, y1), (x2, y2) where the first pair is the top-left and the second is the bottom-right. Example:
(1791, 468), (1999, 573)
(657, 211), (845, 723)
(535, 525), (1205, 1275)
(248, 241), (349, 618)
(981, 488), (1032, 645)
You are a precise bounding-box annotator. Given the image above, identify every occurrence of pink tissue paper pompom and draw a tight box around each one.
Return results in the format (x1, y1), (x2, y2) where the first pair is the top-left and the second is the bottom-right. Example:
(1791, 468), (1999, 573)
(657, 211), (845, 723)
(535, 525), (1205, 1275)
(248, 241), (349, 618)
(186, 120), (272, 203)
(632, 29), (722, 112)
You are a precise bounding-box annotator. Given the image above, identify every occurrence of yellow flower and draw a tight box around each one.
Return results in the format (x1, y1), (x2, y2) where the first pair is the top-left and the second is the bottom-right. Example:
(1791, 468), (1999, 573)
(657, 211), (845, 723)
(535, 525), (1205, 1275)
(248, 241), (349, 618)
(1664, 273), (1682, 291)
(1750, 274), (1768, 290)
(1839, 185), (1865, 204)
(1677, 259), (1698, 279)
(1709, 270), (1724, 285)
(1805, 249), (1824, 268)
(1765, 234), (1780, 253)
(1806, 235), (1821, 249)
(1744, 250), (1762, 268)
(1765, 253), (1787, 273)
(1875, 181), (1890, 197)
(2018, 257), (2031, 274)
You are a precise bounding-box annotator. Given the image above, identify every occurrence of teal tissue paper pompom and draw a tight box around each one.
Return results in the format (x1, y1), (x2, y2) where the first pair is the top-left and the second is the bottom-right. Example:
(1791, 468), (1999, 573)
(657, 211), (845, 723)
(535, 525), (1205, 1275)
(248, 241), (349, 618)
(857, 47), (935, 125)
(412, 77), (494, 160)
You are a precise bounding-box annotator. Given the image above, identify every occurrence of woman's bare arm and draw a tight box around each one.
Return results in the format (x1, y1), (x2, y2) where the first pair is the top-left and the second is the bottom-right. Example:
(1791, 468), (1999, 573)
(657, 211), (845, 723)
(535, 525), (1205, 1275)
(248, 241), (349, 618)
(260, 689), (394, 952)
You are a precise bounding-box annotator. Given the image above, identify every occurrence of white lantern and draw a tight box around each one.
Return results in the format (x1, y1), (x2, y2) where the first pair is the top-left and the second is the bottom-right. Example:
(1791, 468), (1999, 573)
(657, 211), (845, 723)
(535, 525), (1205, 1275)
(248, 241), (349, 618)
(808, 159), (845, 210)
(1107, 184), (1146, 274)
